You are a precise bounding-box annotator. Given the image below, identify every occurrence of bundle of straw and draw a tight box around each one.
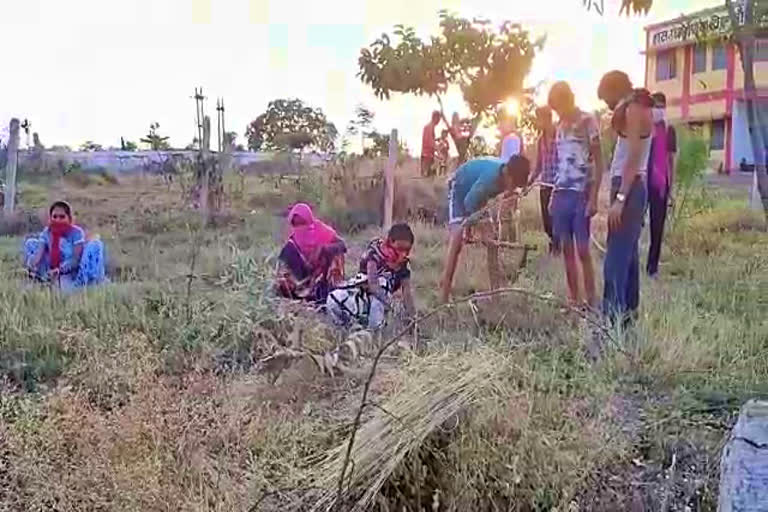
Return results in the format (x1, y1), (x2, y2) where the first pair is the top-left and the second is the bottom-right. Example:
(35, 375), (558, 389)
(307, 348), (512, 512)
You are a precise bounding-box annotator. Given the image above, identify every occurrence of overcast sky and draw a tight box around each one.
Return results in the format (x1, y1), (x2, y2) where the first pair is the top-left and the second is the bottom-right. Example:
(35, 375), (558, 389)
(0, 0), (717, 152)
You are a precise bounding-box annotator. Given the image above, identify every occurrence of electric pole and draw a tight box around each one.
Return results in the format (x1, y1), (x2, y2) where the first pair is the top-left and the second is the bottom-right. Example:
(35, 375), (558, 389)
(191, 87), (206, 152)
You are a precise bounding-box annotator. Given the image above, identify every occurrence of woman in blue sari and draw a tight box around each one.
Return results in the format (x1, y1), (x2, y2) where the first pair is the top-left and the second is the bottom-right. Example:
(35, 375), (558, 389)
(24, 201), (107, 291)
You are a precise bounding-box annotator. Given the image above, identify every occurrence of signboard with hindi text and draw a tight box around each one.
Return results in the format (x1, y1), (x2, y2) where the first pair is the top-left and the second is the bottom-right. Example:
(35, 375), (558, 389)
(648, 4), (746, 50)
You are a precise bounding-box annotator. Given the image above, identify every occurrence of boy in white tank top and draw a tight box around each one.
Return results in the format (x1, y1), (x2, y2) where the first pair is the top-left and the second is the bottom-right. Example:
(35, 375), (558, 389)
(597, 70), (653, 329)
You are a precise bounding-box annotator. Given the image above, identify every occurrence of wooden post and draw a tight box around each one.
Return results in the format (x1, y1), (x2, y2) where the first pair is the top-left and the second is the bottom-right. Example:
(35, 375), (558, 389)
(384, 129), (397, 231)
(4, 118), (20, 214)
(201, 115), (211, 224)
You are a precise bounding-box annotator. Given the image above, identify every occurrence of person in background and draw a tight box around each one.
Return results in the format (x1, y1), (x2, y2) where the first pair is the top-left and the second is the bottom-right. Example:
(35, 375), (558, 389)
(436, 129), (451, 176)
(499, 115), (524, 163)
(24, 200), (107, 291)
(527, 106), (558, 255)
(597, 70), (653, 327)
(439, 155), (530, 303)
(421, 111), (441, 177)
(646, 92), (677, 278)
(275, 203), (346, 303)
(326, 223), (415, 330)
(547, 82), (604, 309)
(450, 112), (471, 164)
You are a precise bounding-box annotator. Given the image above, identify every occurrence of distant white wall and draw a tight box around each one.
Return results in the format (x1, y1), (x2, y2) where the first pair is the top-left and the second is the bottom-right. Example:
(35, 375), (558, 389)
(17, 150), (328, 173)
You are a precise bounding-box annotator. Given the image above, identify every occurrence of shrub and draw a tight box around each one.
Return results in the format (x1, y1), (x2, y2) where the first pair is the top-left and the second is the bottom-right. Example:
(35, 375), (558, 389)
(0, 210), (44, 237)
(672, 129), (710, 223)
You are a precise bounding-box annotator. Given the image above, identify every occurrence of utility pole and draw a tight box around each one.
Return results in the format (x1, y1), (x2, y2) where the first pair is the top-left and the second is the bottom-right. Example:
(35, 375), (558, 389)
(216, 98), (222, 152)
(191, 87), (206, 152)
(216, 98), (227, 152)
(220, 98), (226, 149)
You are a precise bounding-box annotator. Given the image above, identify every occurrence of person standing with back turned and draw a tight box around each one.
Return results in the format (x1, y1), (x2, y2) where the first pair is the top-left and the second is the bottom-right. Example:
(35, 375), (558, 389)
(597, 70), (653, 328)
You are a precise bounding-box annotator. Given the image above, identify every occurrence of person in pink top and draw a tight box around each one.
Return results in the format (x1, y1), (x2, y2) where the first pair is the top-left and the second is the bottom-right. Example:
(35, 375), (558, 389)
(646, 92), (677, 278)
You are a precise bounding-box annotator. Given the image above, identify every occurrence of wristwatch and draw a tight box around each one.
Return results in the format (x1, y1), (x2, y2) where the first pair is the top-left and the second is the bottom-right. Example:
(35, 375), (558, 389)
(616, 193), (626, 203)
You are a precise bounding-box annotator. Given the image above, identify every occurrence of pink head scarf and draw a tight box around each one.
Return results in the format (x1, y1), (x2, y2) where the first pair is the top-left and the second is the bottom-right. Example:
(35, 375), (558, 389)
(288, 203), (338, 263)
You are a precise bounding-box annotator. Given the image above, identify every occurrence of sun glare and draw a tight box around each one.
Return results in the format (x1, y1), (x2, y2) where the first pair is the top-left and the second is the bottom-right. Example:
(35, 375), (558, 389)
(504, 98), (520, 118)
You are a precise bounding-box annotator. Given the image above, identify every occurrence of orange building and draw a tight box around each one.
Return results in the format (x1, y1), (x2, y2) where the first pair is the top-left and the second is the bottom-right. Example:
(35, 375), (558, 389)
(644, 5), (768, 173)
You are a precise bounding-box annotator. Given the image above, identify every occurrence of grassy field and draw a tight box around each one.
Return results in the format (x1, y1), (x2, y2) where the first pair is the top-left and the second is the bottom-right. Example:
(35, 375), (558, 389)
(0, 167), (766, 511)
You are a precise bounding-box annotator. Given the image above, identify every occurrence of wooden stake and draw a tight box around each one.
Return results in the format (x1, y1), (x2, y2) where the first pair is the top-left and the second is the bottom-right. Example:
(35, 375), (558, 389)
(384, 129), (397, 231)
(201, 115), (211, 224)
(4, 118), (19, 214)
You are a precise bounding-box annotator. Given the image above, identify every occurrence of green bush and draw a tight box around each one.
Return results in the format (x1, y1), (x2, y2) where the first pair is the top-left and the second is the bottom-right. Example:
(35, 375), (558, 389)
(672, 128), (710, 223)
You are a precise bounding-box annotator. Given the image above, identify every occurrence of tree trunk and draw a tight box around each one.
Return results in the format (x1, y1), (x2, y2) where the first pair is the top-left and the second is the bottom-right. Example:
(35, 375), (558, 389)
(383, 129), (397, 230)
(4, 119), (19, 214)
(729, 0), (768, 218)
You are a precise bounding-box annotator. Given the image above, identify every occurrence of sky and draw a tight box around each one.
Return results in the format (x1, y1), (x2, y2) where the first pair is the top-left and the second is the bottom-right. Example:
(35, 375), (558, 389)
(0, 0), (719, 153)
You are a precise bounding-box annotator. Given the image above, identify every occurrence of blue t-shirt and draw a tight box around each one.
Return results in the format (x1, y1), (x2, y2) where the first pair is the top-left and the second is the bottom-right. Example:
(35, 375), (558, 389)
(450, 157), (506, 217)
(40, 225), (86, 271)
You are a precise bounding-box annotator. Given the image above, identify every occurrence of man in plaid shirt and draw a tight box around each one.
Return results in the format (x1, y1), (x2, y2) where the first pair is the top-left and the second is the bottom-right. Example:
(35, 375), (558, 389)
(528, 106), (558, 255)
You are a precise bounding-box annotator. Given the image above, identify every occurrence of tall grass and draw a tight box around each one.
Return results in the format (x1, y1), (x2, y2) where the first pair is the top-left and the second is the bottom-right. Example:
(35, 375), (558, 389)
(0, 172), (765, 511)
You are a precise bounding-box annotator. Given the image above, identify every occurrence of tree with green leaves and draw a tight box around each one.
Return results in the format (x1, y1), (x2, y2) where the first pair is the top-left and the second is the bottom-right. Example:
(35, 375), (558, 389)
(362, 129), (410, 159)
(79, 141), (103, 152)
(358, 10), (543, 163)
(344, 104), (376, 153)
(140, 122), (170, 151)
(120, 137), (138, 151)
(245, 98), (338, 154)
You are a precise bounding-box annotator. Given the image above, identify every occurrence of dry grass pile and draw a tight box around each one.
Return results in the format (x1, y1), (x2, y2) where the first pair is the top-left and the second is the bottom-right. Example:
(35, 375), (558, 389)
(309, 348), (509, 511)
(306, 343), (625, 511)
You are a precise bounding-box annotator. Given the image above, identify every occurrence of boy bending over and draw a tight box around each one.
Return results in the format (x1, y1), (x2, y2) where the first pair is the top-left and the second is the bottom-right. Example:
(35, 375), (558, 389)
(439, 155), (530, 303)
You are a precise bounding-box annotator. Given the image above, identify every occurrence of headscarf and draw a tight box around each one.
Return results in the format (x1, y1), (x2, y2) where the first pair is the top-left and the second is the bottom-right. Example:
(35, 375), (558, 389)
(287, 203), (338, 264)
(49, 203), (74, 269)
(379, 238), (410, 270)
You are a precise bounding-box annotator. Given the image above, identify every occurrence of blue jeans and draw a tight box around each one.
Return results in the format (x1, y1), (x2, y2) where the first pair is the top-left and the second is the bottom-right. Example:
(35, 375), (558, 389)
(551, 189), (591, 249)
(602, 176), (647, 325)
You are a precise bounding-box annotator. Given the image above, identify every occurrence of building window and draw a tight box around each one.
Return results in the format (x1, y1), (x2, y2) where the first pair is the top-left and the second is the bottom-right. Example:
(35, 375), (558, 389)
(693, 44), (707, 73)
(711, 119), (726, 151)
(656, 49), (677, 81)
(756, 39), (768, 62)
(712, 42), (727, 70)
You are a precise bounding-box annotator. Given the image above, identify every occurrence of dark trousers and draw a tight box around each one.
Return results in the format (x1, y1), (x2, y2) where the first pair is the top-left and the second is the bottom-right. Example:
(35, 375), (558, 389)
(539, 186), (555, 246)
(603, 176), (647, 325)
(646, 182), (668, 276)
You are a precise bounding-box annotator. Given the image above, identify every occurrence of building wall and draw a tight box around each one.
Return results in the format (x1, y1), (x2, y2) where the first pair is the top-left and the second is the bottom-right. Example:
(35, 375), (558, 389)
(646, 37), (768, 172)
(646, 46), (685, 101)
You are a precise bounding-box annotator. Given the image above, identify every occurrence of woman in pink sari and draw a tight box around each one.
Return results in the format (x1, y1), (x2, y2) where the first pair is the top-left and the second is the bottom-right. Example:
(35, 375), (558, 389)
(275, 203), (346, 303)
